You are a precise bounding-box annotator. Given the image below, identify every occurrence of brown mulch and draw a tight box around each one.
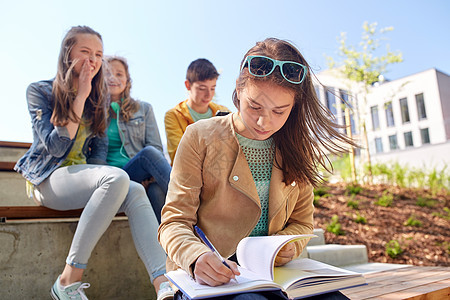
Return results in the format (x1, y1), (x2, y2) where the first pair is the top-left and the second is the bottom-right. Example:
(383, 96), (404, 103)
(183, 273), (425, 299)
(313, 182), (450, 267)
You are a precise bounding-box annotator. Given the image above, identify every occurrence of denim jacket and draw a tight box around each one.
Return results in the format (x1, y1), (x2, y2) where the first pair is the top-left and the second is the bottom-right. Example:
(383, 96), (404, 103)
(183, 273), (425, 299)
(14, 79), (108, 186)
(110, 100), (163, 157)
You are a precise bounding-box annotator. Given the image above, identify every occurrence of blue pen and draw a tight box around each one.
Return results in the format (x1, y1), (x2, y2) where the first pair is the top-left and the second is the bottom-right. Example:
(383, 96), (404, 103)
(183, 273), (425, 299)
(194, 225), (232, 269)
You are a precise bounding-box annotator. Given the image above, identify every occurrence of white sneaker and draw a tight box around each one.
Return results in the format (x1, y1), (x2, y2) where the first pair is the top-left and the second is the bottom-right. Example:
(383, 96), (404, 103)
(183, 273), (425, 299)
(50, 275), (90, 300)
(157, 281), (174, 300)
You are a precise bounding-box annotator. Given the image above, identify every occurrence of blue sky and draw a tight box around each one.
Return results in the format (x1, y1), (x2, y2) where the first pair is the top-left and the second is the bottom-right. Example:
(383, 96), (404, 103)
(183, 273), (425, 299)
(1, 0), (449, 145)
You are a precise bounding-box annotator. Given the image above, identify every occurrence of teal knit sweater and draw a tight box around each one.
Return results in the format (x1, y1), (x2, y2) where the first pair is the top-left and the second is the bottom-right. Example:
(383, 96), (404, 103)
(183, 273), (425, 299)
(236, 133), (275, 236)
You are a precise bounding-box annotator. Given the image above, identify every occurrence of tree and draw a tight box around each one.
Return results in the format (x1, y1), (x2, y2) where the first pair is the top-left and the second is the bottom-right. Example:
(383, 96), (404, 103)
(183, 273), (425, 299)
(327, 21), (403, 183)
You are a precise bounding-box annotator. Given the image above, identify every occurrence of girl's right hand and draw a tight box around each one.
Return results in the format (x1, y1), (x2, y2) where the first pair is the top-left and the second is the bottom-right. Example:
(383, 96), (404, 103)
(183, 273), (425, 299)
(193, 252), (240, 286)
(76, 58), (94, 101)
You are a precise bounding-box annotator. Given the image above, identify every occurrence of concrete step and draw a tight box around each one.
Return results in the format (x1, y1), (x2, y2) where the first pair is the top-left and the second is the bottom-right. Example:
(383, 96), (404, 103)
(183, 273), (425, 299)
(0, 218), (155, 299)
(298, 229), (325, 259)
(309, 228), (325, 246)
(0, 142), (29, 162)
(0, 171), (31, 206)
(341, 262), (411, 274)
(0, 141), (32, 206)
(306, 244), (369, 267)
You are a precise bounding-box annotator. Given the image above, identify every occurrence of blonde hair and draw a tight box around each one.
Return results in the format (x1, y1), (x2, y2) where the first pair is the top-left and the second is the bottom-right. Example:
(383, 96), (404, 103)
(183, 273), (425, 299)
(52, 26), (108, 135)
(105, 55), (139, 122)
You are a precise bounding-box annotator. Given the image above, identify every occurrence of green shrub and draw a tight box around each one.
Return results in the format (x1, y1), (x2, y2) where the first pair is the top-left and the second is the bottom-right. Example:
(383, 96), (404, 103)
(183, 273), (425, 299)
(427, 165), (449, 196)
(354, 212), (367, 224)
(407, 168), (426, 188)
(404, 215), (422, 227)
(326, 215), (345, 235)
(331, 154), (353, 182)
(313, 186), (329, 197)
(432, 207), (450, 221)
(369, 162), (450, 191)
(371, 162), (393, 184)
(345, 184), (362, 196)
(416, 196), (436, 208)
(385, 240), (403, 258)
(392, 162), (407, 188)
(313, 195), (321, 207)
(347, 199), (359, 210)
(375, 191), (394, 207)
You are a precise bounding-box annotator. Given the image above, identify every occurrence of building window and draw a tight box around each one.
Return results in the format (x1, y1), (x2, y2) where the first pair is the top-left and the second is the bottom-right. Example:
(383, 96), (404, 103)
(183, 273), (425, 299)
(420, 128), (430, 144)
(400, 98), (410, 123)
(339, 89), (349, 103)
(370, 105), (380, 130)
(404, 131), (414, 147)
(375, 137), (383, 153)
(339, 89), (347, 117)
(388, 135), (398, 150)
(385, 101), (395, 127)
(340, 89), (357, 134)
(325, 87), (337, 115)
(314, 85), (321, 101)
(416, 93), (427, 120)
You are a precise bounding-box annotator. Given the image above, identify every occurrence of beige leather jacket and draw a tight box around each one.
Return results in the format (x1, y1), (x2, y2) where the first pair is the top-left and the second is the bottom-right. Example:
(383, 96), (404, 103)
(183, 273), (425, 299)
(158, 113), (314, 276)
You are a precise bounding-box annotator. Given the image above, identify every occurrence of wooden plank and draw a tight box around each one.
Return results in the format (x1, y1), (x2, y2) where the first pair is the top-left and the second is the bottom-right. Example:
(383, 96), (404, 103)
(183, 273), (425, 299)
(0, 141), (31, 148)
(347, 274), (450, 299)
(0, 206), (84, 219)
(0, 206), (126, 221)
(364, 267), (418, 283)
(344, 268), (450, 299)
(343, 267), (421, 296)
(359, 267), (447, 288)
(0, 161), (16, 171)
(365, 280), (450, 299)
(402, 279), (450, 300)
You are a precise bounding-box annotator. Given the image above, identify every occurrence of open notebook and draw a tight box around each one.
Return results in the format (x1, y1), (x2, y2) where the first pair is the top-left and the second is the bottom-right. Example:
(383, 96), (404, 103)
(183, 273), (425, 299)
(165, 234), (366, 299)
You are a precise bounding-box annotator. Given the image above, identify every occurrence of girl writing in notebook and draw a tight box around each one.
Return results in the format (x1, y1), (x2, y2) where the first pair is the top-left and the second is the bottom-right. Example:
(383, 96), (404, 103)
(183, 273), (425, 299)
(158, 38), (354, 299)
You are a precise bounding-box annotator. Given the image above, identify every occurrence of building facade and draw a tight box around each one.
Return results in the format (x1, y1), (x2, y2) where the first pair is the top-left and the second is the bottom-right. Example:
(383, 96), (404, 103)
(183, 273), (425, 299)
(315, 68), (450, 170)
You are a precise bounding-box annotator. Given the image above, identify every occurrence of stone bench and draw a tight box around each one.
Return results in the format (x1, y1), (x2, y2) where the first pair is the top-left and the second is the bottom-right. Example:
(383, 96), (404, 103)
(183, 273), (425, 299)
(0, 141), (157, 299)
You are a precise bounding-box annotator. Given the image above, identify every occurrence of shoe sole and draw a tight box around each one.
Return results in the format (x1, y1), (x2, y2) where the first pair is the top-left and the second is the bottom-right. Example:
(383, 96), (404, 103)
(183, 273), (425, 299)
(50, 286), (60, 300)
(157, 291), (174, 300)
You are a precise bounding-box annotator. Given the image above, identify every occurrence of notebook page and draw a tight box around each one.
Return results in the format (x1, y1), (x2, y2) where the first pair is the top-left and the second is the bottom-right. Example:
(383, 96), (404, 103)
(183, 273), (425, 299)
(236, 235), (316, 281)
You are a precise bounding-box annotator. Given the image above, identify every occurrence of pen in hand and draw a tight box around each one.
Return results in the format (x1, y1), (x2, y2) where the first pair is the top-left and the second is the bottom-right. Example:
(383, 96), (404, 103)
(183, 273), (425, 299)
(194, 225), (232, 270)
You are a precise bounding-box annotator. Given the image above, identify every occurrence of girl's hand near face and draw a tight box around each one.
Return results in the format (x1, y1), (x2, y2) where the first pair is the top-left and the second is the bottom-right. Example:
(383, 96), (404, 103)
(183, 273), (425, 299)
(274, 242), (295, 266)
(76, 58), (94, 101)
(193, 252), (240, 286)
(66, 58), (95, 139)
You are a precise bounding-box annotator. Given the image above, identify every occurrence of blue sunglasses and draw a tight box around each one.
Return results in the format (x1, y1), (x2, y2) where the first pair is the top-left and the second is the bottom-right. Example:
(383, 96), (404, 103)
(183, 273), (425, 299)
(241, 55), (307, 84)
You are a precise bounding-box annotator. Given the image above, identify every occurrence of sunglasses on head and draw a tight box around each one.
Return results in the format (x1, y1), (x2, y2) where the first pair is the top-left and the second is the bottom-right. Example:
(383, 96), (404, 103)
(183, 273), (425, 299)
(241, 55), (307, 84)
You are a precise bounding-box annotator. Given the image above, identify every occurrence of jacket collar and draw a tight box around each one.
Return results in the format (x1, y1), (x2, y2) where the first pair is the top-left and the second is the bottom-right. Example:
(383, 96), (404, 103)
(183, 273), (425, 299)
(175, 100), (194, 124)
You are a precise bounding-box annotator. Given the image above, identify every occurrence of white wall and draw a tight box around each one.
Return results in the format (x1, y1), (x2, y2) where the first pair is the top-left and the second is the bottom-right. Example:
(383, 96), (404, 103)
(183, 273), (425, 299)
(366, 69), (447, 153)
(370, 140), (450, 171)
(436, 70), (450, 140)
(316, 68), (450, 173)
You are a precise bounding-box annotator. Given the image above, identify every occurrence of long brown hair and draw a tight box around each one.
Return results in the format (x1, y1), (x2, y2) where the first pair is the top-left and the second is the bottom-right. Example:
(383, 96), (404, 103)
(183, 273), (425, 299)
(105, 56), (139, 122)
(233, 38), (357, 187)
(52, 26), (107, 135)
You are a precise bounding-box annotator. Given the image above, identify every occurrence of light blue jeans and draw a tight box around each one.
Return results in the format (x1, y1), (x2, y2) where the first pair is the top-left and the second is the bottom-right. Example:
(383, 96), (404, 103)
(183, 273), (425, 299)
(35, 164), (166, 281)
